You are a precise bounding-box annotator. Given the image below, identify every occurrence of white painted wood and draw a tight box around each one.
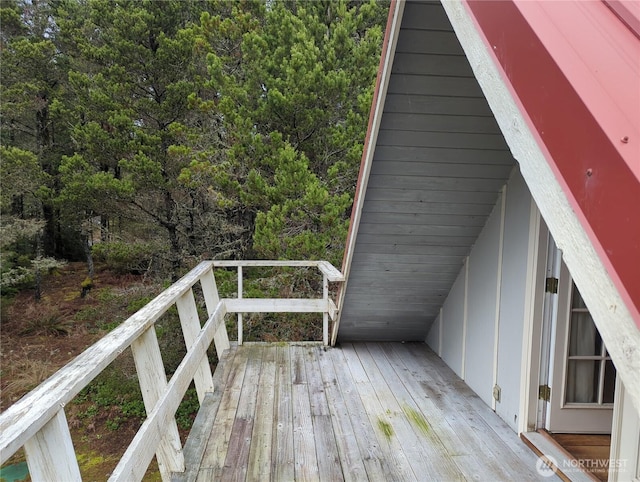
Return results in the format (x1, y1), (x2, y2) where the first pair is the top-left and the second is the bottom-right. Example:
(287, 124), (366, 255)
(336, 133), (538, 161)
(440, 263), (466, 378)
(224, 299), (328, 314)
(317, 261), (345, 282)
(518, 200), (544, 435)
(200, 269), (230, 357)
(495, 171), (534, 431)
(443, 0), (640, 419)
(3, 259), (342, 478)
(0, 260), (215, 464)
(23, 409), (81, 482)
(540, 235), (563, 432)
(213, 260), (322, 268)
(131, 327), (185, 479)
(610, 378), (640, 482)
(464, 196), (503, 405)
(547, 262), (614, 434)
(110, 302), (226, 481)
(176, 289), (214, 403)
(332, 0), (406, 346)
(461, 257), (469, 380)
(327, 299), (338, 322)
(492, 185), (507, 412)
(238, 265), (243, 346)
(323, 274), (329, 346)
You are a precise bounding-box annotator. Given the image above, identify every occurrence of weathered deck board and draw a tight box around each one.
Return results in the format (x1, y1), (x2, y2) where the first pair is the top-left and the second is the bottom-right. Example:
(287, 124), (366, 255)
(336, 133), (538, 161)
(291, 345), (321, 481)
(271, 345), (294, 481)
(180, 342), (554, 481)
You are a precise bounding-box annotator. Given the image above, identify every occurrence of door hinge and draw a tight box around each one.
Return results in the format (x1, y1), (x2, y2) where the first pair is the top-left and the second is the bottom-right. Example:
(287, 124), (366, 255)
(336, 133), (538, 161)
(539, 385), (551, 402)
(545, 277), (558, 294)
(493, 384), (501, 403)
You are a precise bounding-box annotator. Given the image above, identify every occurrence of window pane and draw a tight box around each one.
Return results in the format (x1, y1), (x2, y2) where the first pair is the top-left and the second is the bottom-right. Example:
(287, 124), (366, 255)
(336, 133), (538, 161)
(568, 312), (601, 356)
(566, 360), (599, 403)
(603, 360), (616, 404)
(571, 284), (588, 309)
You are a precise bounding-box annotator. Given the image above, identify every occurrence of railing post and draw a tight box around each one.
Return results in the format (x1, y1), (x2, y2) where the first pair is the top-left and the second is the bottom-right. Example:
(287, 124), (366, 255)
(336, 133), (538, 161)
(200, 268), (230, 356)
(131, 327), (185, 480)
(323, 273), (329, 346)
(23, 409), (81, 482)
(176, 289), (214, 403)
(238, 265), (243, 345)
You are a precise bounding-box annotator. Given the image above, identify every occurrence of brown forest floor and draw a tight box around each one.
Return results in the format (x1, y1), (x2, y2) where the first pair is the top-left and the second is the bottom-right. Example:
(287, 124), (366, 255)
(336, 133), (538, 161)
(1, 262), (163, 480)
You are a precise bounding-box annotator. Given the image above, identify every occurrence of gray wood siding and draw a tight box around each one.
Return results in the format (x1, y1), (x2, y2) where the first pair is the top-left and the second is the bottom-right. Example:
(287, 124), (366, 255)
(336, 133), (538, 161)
(338, 0), (516, 341)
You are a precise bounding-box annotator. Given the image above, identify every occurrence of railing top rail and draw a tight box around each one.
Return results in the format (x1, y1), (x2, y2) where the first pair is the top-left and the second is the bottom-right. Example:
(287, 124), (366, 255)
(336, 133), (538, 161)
(0, 260), (215, 463)
(317, 261), (345, 282)
(212, 260), (321, 267)
(211, 260), (345, 282)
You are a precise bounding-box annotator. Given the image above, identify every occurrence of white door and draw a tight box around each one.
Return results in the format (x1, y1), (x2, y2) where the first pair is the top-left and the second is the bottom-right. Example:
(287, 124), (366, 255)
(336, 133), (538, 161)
(546, 262), (616, 433)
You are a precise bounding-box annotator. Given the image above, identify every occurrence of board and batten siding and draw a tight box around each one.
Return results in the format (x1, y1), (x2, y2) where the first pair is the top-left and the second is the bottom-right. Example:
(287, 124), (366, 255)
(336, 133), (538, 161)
(426, 169), (536, 432)
(337, 0), (515, 341)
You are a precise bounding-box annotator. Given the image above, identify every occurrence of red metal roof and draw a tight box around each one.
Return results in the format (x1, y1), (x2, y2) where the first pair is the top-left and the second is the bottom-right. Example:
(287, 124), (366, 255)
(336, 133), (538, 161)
(464, 0), (640, 325)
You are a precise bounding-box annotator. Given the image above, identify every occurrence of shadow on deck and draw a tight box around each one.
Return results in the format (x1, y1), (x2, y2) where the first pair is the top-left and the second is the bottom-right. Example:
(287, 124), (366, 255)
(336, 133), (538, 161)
(175, 342), (551, 481)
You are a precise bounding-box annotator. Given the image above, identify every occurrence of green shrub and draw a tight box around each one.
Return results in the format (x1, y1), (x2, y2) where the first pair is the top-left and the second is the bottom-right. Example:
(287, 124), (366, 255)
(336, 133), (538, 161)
(91, 242), (159, 275)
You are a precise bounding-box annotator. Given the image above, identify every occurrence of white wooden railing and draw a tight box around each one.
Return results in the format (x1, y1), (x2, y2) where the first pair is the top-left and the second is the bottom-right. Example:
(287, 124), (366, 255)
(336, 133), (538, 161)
(0, 260), (343, 481)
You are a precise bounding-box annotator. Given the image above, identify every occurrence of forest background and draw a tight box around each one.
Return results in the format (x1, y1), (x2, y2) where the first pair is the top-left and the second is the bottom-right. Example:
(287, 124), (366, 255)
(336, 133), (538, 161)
(1, 0), (388, 289)
(0, 0), (388, 477)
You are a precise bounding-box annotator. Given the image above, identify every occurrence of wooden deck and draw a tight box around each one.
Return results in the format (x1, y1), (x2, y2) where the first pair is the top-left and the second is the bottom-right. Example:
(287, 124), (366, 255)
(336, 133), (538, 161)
(174, 341), (551, 481)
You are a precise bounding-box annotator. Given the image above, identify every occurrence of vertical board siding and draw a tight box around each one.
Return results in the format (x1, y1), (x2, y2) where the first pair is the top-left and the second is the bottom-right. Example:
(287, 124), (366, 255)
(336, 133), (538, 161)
(464, 195), (503, 406)
(434, 172), (539, 431)
(338, 0), (515, 342)
(440, 268), (466, 378)
(495, 171), (534, 431)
